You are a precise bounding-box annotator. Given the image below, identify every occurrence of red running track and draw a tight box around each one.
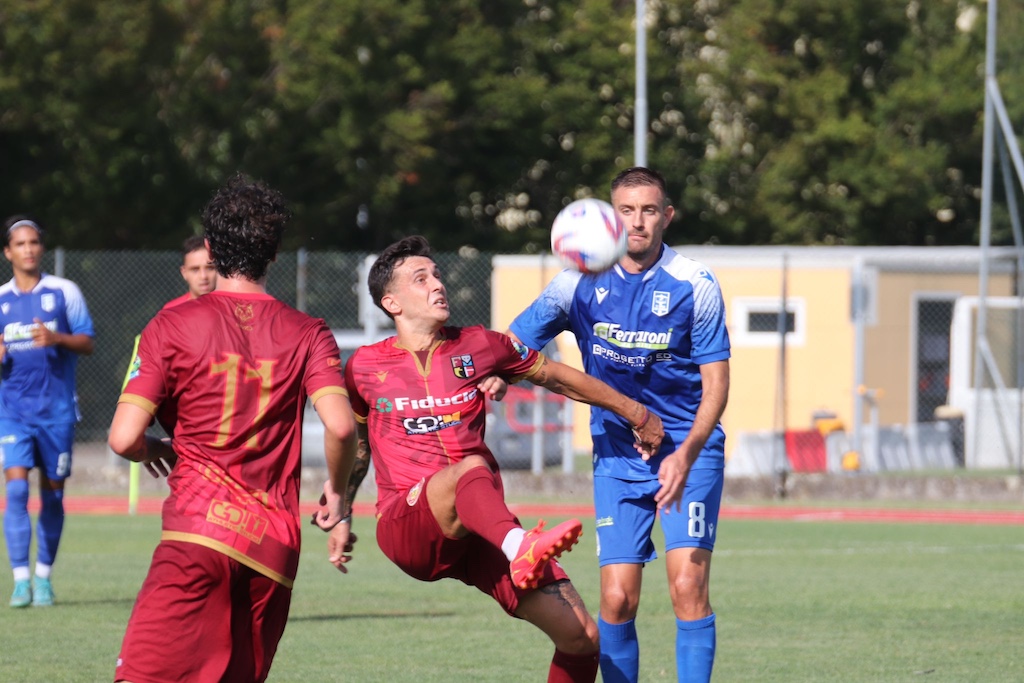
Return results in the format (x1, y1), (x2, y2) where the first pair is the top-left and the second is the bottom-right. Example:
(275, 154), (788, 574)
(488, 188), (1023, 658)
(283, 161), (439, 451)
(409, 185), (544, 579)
(2, 498), (1022, 525)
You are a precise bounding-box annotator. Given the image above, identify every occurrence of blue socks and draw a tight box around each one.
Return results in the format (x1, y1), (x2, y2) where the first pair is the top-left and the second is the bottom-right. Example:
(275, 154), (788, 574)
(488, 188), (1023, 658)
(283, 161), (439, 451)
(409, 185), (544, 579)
(36, 488), (64, 566)
(4, 479), (31, 569)
(598, 616), (639, 683)
(676, 613), (716, 683)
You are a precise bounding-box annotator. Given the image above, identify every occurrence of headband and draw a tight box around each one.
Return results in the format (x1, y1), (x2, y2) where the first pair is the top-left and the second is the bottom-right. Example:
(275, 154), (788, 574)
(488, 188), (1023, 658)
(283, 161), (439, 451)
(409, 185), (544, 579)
(6, 220), (43, 240)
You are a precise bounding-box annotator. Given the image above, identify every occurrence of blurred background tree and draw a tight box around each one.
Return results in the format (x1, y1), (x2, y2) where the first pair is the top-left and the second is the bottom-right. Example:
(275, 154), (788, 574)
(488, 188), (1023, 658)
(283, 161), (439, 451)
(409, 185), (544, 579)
(0, 0), (1018, 251)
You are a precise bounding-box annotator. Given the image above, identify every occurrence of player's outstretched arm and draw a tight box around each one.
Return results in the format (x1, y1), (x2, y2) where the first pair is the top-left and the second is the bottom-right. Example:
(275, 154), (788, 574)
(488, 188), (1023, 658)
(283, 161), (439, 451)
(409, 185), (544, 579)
(107, 402), (177, 478)
(524, 355), (664, 457)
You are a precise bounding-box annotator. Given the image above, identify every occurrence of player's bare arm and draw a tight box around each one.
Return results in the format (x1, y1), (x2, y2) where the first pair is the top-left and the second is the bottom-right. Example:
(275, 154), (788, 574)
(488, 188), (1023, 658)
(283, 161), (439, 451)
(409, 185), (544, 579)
(525, 355), (664, 456)
(30, 318), (94, 355)
(312, 393), (358, 527)
(321, 421), (371, 572)
(107, 402), (178, 478)
(655, 360), (730, 513)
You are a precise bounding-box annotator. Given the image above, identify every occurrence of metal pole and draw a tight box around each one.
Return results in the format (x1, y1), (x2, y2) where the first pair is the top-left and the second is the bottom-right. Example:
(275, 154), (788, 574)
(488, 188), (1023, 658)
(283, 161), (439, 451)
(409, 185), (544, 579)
(972, 0), (998, 468)
(296, 248), (308, 313)
(634, 0), (648, 167)
(773, 253), (788, 495)
(851, 258), (866, 461)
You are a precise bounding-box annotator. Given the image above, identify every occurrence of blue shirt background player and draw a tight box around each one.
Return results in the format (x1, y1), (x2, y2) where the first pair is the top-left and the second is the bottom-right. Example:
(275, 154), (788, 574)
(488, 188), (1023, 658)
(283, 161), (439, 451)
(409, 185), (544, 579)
(1, 216), (95, 608)
(508, 167), (730, 683)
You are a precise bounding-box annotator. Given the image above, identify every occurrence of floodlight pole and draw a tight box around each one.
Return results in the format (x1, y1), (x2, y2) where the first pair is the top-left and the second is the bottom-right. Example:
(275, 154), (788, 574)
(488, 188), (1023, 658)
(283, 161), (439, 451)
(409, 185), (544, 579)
(634, 0), (648, 167)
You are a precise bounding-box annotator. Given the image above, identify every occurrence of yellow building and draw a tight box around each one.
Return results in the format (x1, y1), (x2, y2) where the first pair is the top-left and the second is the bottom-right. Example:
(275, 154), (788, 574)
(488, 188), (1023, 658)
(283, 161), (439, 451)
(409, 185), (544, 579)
(491, 246), (1019, 470)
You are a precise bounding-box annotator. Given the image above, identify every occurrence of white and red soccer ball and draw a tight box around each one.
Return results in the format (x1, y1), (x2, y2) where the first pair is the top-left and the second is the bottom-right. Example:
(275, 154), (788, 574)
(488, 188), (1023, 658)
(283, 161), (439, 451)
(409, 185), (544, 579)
(550, 198), (626, 274)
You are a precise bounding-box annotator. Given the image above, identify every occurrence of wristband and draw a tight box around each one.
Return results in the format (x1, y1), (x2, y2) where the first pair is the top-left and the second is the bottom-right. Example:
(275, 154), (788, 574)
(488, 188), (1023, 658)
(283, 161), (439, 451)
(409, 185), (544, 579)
(339, 516), (352, 525)
(633, 406), (650, 430)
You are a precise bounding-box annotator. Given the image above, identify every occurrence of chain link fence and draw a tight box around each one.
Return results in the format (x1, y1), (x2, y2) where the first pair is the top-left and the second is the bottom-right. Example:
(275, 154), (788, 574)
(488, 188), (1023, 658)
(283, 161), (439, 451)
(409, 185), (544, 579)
(42, 249), (493, 443)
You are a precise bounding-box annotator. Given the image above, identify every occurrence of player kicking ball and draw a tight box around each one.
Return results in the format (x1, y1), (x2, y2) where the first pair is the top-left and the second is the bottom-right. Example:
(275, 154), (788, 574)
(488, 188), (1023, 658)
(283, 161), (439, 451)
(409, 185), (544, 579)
(328, 235), (664, 683)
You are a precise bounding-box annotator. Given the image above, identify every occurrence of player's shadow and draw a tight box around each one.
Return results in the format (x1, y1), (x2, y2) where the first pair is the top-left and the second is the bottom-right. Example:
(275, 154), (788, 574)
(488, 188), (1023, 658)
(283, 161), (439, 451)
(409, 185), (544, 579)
(289, 610), (457, 623)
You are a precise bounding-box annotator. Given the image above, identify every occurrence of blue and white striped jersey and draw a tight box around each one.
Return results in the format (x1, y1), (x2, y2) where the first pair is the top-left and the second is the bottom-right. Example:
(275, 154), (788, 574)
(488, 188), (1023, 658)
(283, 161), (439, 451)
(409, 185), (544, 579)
(510, 245), (730, 480)
(0, 274), (95, 424)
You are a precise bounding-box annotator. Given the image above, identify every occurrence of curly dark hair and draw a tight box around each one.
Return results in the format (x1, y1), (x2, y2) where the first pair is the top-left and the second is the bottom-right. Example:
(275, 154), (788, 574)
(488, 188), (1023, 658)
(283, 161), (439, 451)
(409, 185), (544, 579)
(201, 173), (290, 281)
(368, 235), (432, 319)
(610, 166), (671, 207)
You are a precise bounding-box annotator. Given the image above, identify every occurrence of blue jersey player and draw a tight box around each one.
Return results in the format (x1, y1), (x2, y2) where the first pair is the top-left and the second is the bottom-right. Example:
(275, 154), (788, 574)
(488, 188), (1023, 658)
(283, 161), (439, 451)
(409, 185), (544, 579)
(1, 216), (95, 608)
(509, 168), (730, 683)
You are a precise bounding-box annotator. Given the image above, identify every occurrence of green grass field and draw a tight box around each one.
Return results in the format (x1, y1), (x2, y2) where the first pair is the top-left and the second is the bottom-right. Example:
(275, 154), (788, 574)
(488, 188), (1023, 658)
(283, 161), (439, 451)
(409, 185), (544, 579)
(0, 512), (1020, 682)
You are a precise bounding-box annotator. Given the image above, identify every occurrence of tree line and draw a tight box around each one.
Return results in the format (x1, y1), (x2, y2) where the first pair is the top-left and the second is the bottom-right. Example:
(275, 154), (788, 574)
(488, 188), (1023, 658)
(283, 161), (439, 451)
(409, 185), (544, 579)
(1, 0), (1020, 252)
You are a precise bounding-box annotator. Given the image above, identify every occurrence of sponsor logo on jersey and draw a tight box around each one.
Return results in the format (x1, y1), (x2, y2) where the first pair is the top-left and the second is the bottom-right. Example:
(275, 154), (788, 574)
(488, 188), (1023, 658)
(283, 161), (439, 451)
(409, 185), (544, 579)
(511, 339), (530, 360)
(3, 319), (58, 352)
(127, 353), (142, 381)
(451, 354), (475, 379)
(390, 387), (478, 412)
(207, 499), (268, 543)
(652, 291), (671, 316)
(41, 293), (55, 312)
(402, 411), (463, 435)
(595, 516), (614, 528)
(592, 322), (672, 350)
(375, 397), (394, 413)
(595, 287), (609, 304)
(406, 478), (425, 506)
(374, 371), (388, 383)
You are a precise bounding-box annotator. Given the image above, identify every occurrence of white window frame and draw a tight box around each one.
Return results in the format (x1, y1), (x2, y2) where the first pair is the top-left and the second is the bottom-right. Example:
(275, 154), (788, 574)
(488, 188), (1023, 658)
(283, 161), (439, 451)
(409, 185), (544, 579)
(731, 297), (807, 347)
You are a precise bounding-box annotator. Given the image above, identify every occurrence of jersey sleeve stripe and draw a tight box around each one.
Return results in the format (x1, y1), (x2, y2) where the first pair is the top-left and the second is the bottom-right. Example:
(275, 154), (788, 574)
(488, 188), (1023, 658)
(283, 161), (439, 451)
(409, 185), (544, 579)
(517, 352), (548, 384)
(117, 393), (158, 415)
(308, 385), (348, 405)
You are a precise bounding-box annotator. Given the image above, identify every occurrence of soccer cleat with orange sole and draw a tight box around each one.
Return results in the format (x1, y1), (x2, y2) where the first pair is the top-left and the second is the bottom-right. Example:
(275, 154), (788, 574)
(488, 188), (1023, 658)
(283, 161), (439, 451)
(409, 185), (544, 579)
(510, 518), (583, 590)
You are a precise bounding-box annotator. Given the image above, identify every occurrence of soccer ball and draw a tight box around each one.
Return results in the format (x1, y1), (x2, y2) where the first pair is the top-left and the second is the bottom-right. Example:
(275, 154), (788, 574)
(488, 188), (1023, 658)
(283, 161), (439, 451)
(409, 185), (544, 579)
(550, 198), (627, 274)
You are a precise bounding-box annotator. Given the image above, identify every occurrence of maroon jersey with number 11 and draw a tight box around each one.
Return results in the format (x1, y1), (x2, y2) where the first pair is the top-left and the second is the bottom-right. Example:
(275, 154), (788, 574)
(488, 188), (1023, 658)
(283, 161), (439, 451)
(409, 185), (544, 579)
(344, 325), (542, 513)
(119, 291), (347, 587)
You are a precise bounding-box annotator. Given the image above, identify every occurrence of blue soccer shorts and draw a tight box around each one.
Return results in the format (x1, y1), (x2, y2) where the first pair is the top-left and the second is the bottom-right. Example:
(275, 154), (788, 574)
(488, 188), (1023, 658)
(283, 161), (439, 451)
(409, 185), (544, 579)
(0, 419), (75, 481)
(593, 467), (724, 566)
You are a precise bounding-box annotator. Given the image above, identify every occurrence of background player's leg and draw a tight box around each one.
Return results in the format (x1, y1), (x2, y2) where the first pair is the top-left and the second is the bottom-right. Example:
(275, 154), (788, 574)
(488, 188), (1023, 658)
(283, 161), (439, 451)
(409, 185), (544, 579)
(3, 467), (32, 607)
(33, 473), (64, 605)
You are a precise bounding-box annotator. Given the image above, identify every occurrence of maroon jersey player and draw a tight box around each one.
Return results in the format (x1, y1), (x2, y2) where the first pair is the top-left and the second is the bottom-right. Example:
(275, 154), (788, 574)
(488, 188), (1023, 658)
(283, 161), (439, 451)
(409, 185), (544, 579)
(336, 235), (663, 683)
(108, 174), (357, 683)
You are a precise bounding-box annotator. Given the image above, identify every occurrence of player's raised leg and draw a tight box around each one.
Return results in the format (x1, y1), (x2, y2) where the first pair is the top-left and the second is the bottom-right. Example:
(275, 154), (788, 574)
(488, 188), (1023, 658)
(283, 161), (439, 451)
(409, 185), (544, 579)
(427, 456), (581, 588)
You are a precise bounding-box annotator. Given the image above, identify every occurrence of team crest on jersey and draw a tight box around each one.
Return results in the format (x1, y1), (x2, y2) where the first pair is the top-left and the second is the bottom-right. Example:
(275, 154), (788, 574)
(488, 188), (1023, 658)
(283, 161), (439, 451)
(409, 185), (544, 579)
(234, 303), (254, 331)
(41, 293), (55, 312)
(406, 478), (425, 507)
(651, 291), (671, 317)
(451, 354), (475, 379)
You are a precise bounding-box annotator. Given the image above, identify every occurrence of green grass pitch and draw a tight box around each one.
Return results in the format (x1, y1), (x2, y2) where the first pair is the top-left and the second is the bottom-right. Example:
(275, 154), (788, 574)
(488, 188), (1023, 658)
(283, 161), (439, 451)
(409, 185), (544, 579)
(0, 513), (1020, 681)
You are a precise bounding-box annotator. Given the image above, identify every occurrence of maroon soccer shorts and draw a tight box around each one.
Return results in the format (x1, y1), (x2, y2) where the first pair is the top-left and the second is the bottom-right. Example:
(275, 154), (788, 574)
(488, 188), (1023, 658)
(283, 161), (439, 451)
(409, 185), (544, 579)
(375, 473), (569, 616)
(115, 540), (291, 683)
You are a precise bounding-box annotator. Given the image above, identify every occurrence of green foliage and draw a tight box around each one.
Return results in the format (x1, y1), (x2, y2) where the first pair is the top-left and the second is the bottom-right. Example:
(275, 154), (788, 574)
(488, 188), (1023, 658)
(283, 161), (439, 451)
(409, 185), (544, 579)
(0, 0), (1014, 249)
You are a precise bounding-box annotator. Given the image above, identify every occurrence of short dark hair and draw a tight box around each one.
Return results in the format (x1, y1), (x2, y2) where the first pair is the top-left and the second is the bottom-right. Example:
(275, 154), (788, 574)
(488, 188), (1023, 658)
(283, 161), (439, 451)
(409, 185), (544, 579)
(181, 234), (207, 262)
(201, 173), (290, 281)
(368, 235), (432, 319)
(4, 215), (44, 247)
(610, 167), (671, 207)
